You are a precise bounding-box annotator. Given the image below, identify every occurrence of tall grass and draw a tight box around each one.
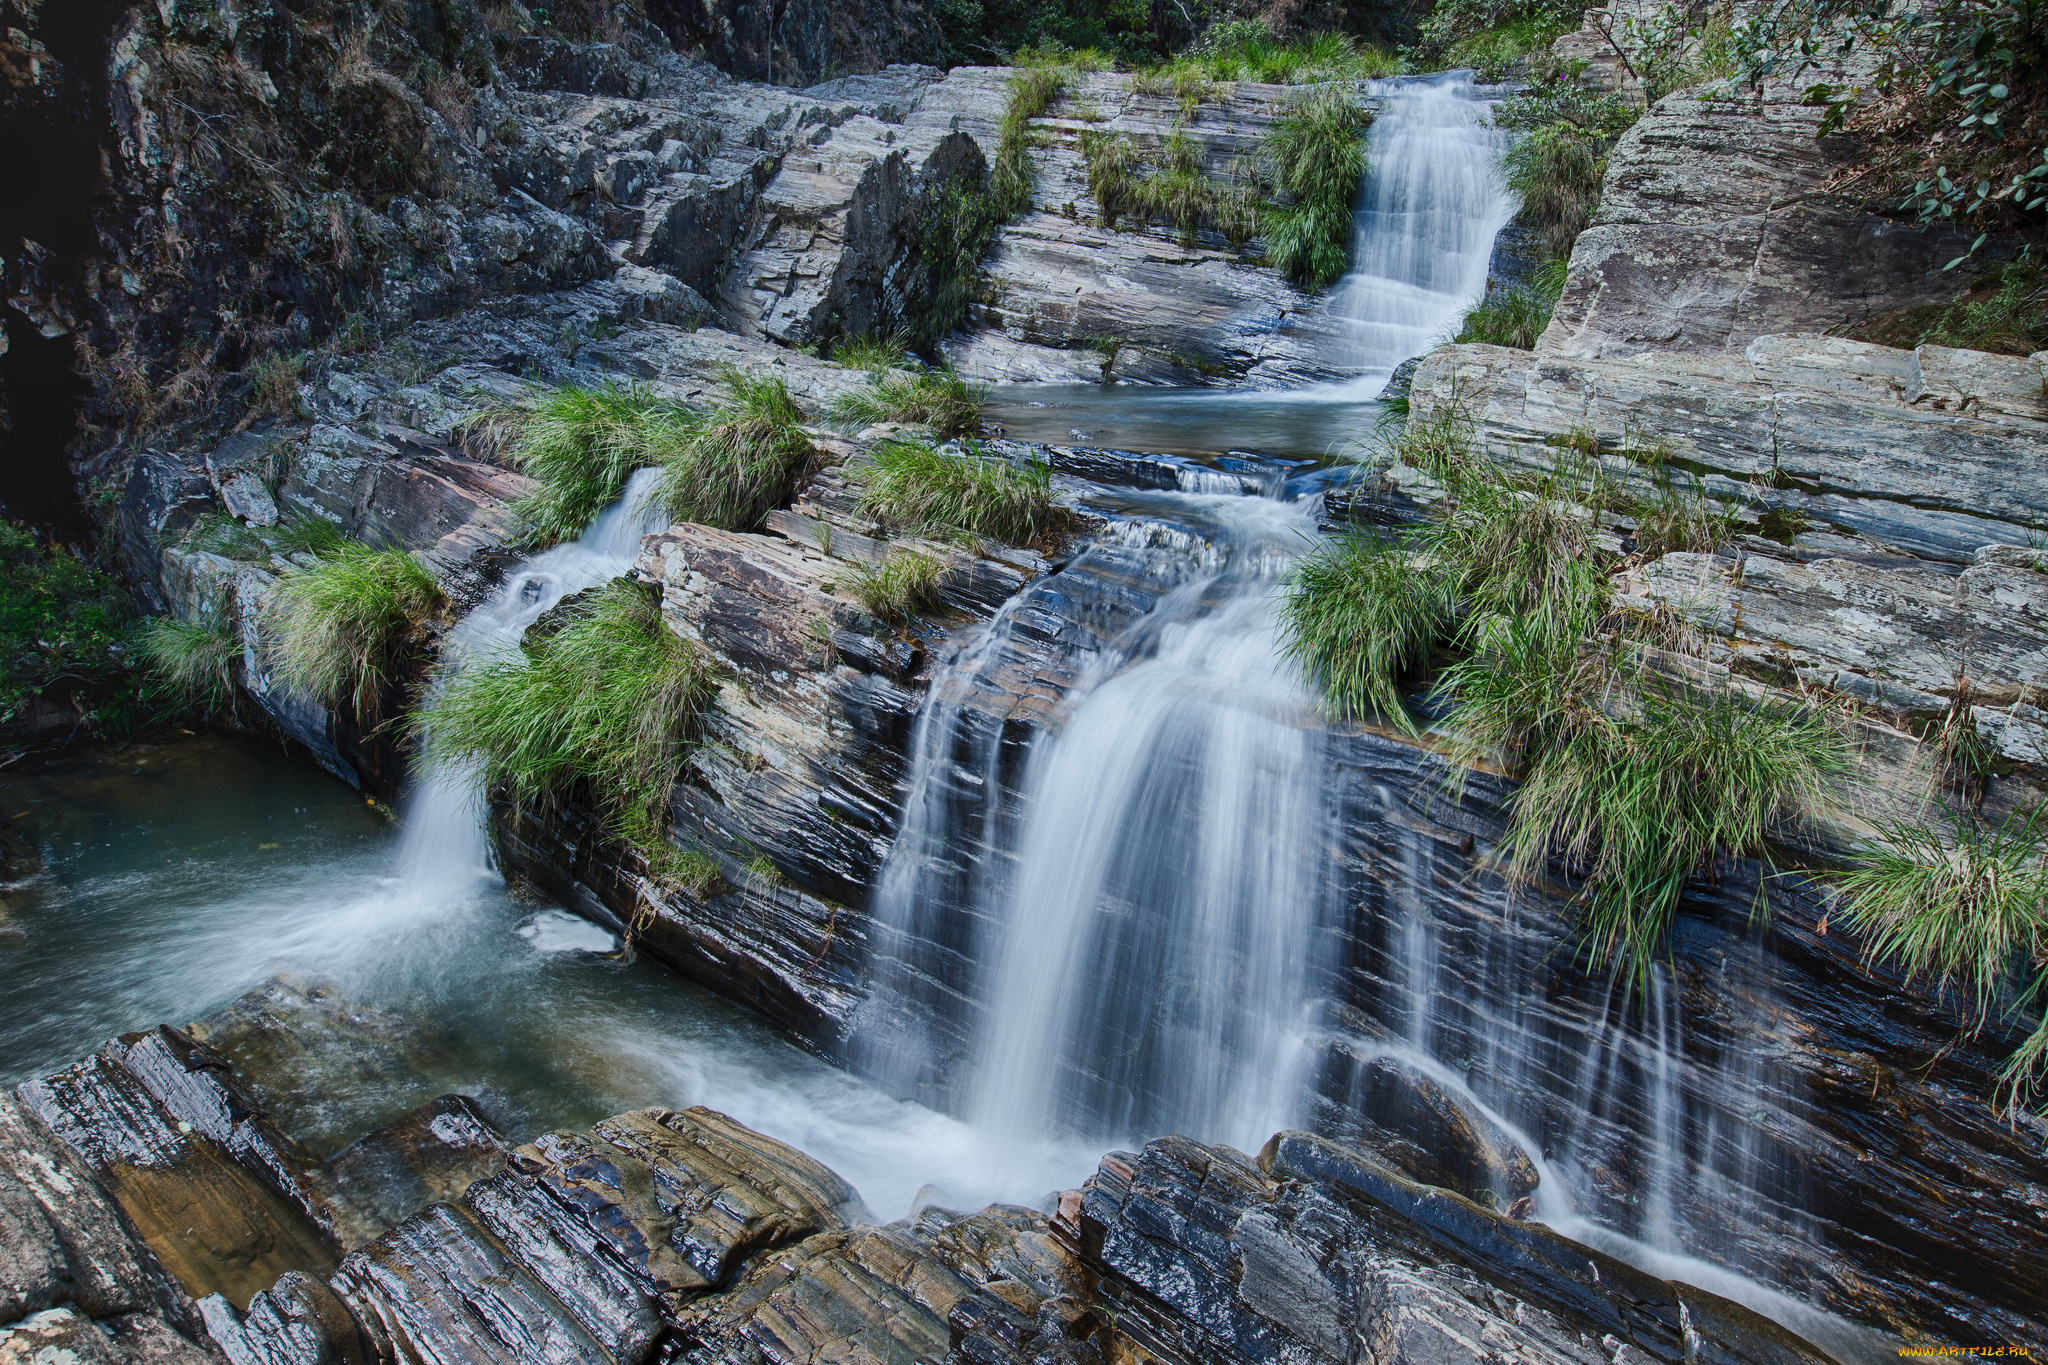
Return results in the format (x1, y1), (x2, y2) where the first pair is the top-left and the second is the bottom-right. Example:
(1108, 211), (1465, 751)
(1511, 683), (1844, 992)
(828, 368), (985, 439)
(833, 334), (908, 372)
(656, 368), (816, 531)
(992, 60), (1072, 217)
(856, 439), (1056, 543)
(1456, 257), (1569, 350)
(265, 542), (444, 712)
(1262, 88), (1369, 290)
(272, 511), (352, 557)
(424, 581), (715, 838)
(141, 615), (240, 711)
(1282, 532), (1454, 731)
(1083, 131), (1261, 247)
(1156, 25), (1402, 84)
(1494, 86), (1640, 261)
(503, 384), (689, 544)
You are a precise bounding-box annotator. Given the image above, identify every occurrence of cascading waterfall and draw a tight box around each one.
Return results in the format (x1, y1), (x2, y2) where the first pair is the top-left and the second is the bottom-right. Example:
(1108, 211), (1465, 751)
(1326, 72), (1520, 388)
(393, 467), (669, 889)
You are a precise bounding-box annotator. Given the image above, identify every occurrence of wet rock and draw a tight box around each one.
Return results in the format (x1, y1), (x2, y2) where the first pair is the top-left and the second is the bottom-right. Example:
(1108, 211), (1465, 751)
(198, 1271), (374, 1365)
(17, 1031), (342, 1309)
(315, 1096), (509, 1253)
(0, 1307), (214, 1365)
(1316, 1051), (1540, 1213)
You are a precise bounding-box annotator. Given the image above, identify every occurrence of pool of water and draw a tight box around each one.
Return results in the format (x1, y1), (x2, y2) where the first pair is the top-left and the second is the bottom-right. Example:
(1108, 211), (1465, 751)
(983, 382), (1387, 461)
(0, 734), (1099, 1218)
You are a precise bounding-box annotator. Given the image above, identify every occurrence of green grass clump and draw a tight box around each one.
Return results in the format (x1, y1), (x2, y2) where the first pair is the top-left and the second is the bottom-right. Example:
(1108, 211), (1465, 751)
(652, 846), (727, 899)
(992, 60), (1072, 218)
(829, 368), (985, 439)
(1510, 682), (1844, 993)
(425, 580), (715, 838)
(1282, 533), (1454, 731)
(833, 334), (908, 372)
(183, 513), (269, 561)
(140, 615), (239, 712)
(844, 549), (947, 623)
(1082, 131), (1261, 248)
(502, 383), (690, 544)
(1493, 85), (1640, 261)
(1456, 257), (1569, 350)
(1262, 88), (1369, 290)
(271, 511), (352, 557)
(1159, 24), (1402, 84)
(264, 541), (444, 713)
(656, 368), (817, 531)
(857, 439), (1056, 543)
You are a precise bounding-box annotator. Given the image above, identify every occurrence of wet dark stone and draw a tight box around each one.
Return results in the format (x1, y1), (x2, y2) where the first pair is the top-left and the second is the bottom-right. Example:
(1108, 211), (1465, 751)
(315, 1096), (509, 1253)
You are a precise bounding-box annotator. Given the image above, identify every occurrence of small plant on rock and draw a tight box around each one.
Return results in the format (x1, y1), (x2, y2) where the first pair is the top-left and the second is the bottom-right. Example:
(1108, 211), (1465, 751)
(857, 439), (1056, 543)
(265, 540), (444, 713)
(1261, 88), (1371, 290)
(141, 614), (240, 712)
(829, 367), (985, 439)
(846, 549), (947, 623)
(657, 367), (817, 531)
(502, 383), (690, 544)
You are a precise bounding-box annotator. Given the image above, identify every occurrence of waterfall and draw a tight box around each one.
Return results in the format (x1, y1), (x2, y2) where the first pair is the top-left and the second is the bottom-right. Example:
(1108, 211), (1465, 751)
(393, 468), (669, 893)
(1325, 72), (1520, 388)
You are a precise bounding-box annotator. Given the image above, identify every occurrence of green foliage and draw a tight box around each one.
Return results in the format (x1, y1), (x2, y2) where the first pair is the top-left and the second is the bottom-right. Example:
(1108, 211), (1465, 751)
(271, 511), (351, 557)
(656, 368), (817, 530)
(140, 615), (239, 712)
(856, 439), (1056, 543)
(1412, 0), (1583, 71)
(425, 581), (716, 837)
(833, 334), (909, 372)
(183, 513), (269, 561)
(1083, 130), (1262, 247)
(1394, 391), (1480, 485)
(246, 350), (307, 417)
(1923, 256), (2048, 355)
(907, 183), (1004, 347)
(1262, 89), (1371, 289)
(992, 61), (1072, 218)
(1509, 680), (1844, 992)
(1154, 25), (1403, 84)
(829, 368), (986, 439)
(503, 383), (689, 544)
(656, 847), (727, 899)
(1493, 85), (1638, 262)
(1629, 459), (1740, 558)
(0, 523), (139, 726)
(1829, 807), (2048, 1113)
(1455, 258), (1570, 349)
(1732, 0), (2048, 244)
(845, 549), (947, 622)
(264, 541), (444, 712)
(1282, 532), (1455, 731)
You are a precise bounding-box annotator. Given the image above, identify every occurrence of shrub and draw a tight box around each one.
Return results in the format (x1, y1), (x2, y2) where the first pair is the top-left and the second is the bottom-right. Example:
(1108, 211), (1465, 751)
(0, 523), (139, 726)
(425, 580), (715, 838)
(264, 541), (444, 712)
(141, 615), (239, 712)
(656, 368), (817, 530)
(829, 368), (986, 439)
(1412, 0), (1582, 71)
(1508, 681), (1844, 991)
(1262, 89), (1370, 289)
(1282, 532), (1455, 730)
(856, 438), (1056, 543)
(844, 549), (947, 622)
(1923, 257), (2048, 356)
(503, 383), (689, 544)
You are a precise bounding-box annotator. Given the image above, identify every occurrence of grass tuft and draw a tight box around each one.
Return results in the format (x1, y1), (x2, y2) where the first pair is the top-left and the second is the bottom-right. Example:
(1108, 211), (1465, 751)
(856, 438), (1056, 543)
(1282, 532), (1454, 731)
(184, 513), (269, 561)
(271, 510), (352, 557)
(992, 61), (1072, 218)
(502, 383), (689, 544)
(829, 368), (985, 439)
(425, 580), (716, 837)
(1262, 88), (1369, 290)
(833, 333), (909, 372)
(1456, 257), (1569, 350)
(141, 614), (239, 712)
(264, 541), (444, 712)
(845, 549), (947, 623)
(656, 368), (817, 530)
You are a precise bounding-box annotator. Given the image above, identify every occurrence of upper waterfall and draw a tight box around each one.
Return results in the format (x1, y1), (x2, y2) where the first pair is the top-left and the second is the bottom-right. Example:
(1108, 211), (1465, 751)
(1325, 72), (1520, 387)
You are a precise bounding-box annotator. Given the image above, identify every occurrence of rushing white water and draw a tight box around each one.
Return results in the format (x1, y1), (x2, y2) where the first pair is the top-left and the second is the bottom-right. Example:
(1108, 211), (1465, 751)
(394, 467), (668, 895)
(1325, 71), (1519, 392)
